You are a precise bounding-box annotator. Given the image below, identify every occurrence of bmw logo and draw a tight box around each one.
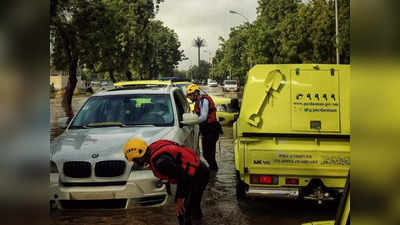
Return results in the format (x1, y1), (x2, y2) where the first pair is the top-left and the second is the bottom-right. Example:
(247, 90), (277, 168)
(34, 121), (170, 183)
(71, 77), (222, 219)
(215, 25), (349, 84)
(91, 153), (99, 159)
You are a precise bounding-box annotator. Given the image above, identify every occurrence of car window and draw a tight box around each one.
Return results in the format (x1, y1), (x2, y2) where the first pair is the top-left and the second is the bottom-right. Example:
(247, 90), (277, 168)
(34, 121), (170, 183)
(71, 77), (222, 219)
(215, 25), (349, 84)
(225, 80), (236, 85)
(71, 94), (174, 127)
(173, 90), (189, 121)
(175, 83), (190, 96)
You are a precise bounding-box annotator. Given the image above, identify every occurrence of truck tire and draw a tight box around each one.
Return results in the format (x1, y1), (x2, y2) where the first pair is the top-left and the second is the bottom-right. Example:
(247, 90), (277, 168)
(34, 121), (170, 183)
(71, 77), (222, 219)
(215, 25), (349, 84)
(236, 171), (247, 200)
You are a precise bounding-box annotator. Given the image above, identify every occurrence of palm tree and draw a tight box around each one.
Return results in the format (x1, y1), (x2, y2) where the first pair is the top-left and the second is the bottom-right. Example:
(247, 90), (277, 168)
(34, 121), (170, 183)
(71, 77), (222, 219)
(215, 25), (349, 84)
(193, 37), (206, 67)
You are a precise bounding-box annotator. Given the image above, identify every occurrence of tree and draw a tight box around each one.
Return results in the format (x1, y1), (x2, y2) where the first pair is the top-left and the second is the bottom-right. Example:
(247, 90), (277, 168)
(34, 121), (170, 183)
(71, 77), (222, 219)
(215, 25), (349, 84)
(211, 0), (350, 87)
(193, 37), (206, 67)
(337, 0), (350, 64)
(188, 60), (211, 81)
(247, 0), (301, 64)
(50, 0), (166, 120)
(214, 25), (251, 83)
(50, 0), (94, 119)
(145, 20), (184, 79)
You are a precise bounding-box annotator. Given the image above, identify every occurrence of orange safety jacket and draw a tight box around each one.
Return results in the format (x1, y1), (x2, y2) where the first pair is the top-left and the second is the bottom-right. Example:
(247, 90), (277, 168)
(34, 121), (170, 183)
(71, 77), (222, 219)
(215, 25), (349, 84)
(148, 140), (200, 184)
(194, 95), (217, 124)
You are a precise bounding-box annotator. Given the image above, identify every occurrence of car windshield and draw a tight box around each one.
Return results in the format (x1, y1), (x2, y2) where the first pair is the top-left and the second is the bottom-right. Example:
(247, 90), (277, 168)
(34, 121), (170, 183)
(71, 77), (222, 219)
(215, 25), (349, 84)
(225, 80), (236, 85)
(71, 94), (174, 128)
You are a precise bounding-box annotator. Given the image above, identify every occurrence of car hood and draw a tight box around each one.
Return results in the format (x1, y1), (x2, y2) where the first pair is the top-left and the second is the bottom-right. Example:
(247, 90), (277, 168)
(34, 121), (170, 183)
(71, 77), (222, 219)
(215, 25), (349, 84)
(50, 126), (175, 162)
(211, 95), (231, 104)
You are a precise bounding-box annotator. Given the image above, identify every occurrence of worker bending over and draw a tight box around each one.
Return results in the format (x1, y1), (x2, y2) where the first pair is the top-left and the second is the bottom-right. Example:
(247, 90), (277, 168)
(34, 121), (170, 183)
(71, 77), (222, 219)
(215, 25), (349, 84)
(124, 139), (210, 225)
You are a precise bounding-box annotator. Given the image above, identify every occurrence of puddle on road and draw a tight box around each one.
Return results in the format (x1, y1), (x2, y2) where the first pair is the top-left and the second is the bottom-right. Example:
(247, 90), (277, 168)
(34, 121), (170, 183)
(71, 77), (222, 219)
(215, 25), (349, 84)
(50, 92), (338, 225)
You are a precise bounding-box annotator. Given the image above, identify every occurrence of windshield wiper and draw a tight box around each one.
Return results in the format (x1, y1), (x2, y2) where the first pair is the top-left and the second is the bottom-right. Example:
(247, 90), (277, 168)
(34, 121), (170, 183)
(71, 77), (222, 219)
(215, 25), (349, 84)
(69, 125), (89, 129)
(125, 123), (156, 127)
(87, 122), (127, 128)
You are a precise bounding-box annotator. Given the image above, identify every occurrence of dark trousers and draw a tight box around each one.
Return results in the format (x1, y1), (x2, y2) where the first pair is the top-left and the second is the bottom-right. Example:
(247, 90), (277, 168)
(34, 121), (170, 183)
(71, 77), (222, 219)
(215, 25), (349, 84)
(201, 131), (219, 170)
(185, 162), (210, 221)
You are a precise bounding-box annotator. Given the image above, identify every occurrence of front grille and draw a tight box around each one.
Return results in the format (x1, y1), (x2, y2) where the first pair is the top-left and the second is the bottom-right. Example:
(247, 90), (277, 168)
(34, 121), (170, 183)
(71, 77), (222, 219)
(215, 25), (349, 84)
(63, 161), (91, 178)
(138, 195), (167, 206)
(60, 199), (127, 209)
(95, 160), (126, 177)
(61, 181), (127, 187)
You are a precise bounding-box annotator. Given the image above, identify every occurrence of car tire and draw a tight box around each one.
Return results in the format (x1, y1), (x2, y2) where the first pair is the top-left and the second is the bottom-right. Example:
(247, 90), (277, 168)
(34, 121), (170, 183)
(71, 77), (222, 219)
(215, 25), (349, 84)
(236, 170), (248, 200)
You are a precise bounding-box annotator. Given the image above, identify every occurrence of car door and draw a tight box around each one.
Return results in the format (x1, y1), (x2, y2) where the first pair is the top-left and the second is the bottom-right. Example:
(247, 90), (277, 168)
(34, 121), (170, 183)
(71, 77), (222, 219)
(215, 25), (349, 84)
(173, 90), (199, 153)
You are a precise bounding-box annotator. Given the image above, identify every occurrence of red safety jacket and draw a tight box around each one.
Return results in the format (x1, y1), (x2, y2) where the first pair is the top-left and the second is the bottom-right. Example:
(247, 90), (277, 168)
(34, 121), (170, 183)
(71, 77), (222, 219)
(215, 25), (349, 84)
(194, 95), (217, 123)
(148, 140), (200, 184)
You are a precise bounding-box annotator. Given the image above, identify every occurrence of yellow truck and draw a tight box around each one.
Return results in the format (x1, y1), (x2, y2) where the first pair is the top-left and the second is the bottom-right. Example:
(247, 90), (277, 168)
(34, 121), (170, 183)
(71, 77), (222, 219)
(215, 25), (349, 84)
(234, 64), (350, 203)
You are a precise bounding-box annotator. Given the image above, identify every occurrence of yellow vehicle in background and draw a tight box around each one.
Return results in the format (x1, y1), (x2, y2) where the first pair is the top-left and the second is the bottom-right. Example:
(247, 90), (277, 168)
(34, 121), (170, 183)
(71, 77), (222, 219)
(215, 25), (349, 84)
(234, 64), (350, 203)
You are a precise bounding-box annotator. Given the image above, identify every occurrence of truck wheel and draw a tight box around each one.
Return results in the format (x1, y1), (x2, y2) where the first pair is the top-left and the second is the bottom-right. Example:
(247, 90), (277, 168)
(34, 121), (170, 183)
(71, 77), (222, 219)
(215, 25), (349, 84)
(236, 171), (247, 200)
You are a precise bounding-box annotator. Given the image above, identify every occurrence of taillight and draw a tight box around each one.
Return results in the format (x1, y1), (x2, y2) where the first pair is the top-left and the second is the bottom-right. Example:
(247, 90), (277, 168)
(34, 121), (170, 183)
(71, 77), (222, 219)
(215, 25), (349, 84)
(259, 175), (272, 184)
(286, 178), (299, 185)
(250, 175), (276, 184)
(251, 175), (259, 184)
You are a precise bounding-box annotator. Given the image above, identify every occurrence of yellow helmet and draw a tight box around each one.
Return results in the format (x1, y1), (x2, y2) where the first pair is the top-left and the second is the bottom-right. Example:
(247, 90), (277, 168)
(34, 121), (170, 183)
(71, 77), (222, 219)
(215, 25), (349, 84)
(123, 138), (148, 162)
(186, 84), (200, 95)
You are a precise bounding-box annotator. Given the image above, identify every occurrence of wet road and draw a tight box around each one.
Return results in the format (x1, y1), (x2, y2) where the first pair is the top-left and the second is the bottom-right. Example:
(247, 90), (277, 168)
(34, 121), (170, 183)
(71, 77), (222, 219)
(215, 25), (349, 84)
(50, 86), (338, 225)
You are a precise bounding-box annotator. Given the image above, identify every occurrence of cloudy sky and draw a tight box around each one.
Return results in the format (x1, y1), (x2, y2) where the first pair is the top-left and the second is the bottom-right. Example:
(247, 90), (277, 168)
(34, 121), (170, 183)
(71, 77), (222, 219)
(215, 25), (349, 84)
(156, 0), (259, 70)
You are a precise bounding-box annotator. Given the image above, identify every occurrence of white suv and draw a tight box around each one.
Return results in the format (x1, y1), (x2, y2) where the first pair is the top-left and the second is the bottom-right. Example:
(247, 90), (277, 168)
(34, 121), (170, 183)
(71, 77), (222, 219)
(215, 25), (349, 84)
(223, 80), (238, 92)
(50, 85), (199, 209)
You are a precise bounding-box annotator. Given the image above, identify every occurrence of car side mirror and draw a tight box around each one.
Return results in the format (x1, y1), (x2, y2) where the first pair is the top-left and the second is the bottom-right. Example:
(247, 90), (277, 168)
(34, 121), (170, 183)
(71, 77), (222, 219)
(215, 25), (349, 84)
(181, 113), (199, 126)
(57, 117), (69, 129)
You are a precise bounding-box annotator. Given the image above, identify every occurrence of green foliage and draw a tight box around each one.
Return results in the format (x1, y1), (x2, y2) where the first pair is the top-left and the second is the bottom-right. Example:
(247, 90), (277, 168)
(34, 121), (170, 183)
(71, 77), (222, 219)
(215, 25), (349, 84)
(212, 24), (251, 84)
(212, 0), (350, 84)
(188, 60), (211, 81)
(50, 83), (56, 94)
(172, 69), (188, 79)
(144, 20), (184, 79)
(50, 0), (183, 83)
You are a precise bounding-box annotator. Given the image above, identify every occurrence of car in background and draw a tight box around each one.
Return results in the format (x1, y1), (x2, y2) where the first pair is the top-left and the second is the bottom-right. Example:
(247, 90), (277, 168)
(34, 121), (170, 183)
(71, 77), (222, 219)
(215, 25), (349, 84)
(50, 85), (199, 209)
(208, 79), (218, 87)
(223, 80), (238, 92)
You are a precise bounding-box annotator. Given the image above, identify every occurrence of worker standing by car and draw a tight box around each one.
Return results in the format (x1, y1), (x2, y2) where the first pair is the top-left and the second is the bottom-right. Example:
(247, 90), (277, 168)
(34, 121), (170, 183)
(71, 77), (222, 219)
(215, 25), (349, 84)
(123, 138), (210, 225)
(186, 84), (222, 171)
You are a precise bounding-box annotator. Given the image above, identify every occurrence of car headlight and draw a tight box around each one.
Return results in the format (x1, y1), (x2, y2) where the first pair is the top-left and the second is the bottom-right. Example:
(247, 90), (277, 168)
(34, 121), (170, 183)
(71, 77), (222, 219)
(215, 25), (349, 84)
(50, 161), (58, 173)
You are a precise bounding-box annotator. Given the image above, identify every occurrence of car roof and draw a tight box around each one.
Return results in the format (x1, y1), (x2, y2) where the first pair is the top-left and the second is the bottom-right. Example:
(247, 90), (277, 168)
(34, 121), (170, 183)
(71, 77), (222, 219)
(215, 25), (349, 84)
(114, 80), (172, 87)
(93, 85), (178, 96)
(173, 81), (191, 85)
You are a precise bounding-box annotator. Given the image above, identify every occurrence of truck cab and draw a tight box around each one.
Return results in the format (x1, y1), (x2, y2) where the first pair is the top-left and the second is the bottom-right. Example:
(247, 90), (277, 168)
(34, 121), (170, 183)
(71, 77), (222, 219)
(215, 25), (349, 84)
(234, 64), (350, 203)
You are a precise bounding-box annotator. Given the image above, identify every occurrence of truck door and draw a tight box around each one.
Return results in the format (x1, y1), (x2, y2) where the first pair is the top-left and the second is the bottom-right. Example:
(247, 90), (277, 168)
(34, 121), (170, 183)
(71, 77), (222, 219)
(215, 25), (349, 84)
(291, 68), (341, 133)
